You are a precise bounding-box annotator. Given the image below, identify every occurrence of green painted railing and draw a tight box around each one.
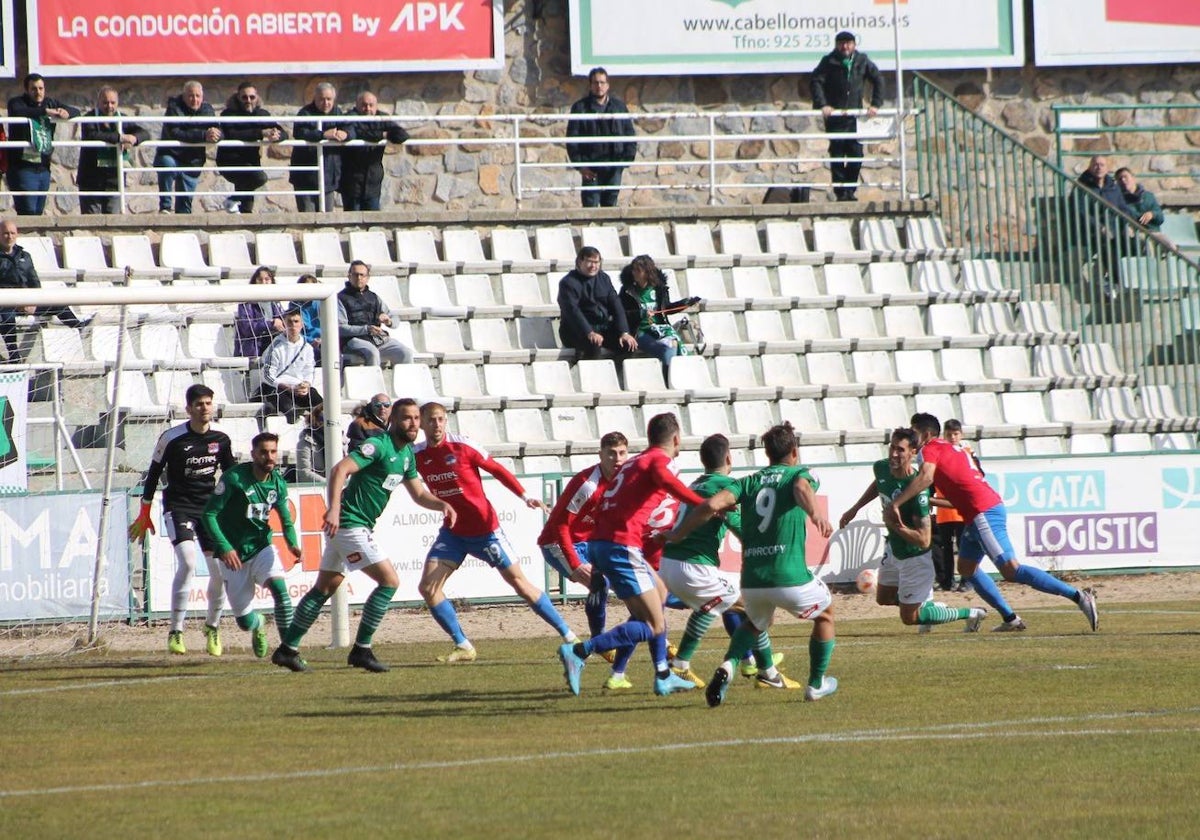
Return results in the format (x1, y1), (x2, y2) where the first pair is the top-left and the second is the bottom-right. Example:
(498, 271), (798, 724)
(912, 74), (1200, 418)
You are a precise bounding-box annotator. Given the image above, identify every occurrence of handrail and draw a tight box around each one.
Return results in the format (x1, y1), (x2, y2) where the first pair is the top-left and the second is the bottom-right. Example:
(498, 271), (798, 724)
(913, 73), (1200, 417)
(1050, 102), (1200, 178)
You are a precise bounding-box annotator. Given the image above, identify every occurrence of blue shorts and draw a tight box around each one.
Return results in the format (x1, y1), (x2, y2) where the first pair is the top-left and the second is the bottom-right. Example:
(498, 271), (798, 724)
(540, 541), (590, 579)
(959, 505), (1018, 567)
(586, 539), (656, 599)
(427, 527), (516, 570)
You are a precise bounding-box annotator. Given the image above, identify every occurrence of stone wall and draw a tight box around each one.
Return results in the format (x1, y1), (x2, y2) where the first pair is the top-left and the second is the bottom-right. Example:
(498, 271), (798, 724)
(3, 0), (1198, 217)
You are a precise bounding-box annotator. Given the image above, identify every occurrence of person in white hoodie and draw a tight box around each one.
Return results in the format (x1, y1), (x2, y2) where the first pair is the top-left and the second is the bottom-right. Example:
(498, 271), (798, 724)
(260, 307), (322, 423)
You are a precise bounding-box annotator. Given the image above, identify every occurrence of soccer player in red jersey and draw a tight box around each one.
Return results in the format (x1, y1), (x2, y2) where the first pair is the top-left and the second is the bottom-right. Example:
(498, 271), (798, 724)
(890, 413), (1098, 632)
(557, 412), (706, 696)
(415, 402), (579, 662)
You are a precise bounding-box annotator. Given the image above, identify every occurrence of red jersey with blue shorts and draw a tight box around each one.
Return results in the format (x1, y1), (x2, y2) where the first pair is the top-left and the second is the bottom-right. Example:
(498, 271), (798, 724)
(919, 437), (1000, 520)
(591, 448), (704, 547)
(415, 434), (528, 537)
(537, 463), (611, 570)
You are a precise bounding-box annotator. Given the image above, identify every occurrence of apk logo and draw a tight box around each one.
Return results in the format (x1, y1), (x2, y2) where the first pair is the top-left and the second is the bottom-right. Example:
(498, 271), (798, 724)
(992, 470), (1105, 514)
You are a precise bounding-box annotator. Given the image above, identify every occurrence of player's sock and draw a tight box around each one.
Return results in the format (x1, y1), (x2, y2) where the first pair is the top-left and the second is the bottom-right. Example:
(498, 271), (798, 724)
(355, 585), (396, 647)
(529, 593), (572, 637)
(675, 611), (715, 663)
(917, 601), (971, 625)
(650, 631), (669, 675)
(968, 569), (1018, 623)
(585, 580), (607, 637)
(808, 636), (835, 689)
(752, 632), (775, 670)
(722, 609), (744, 636)
(1013, 564), (1079, 600)
(282, 588), (330, 649)
(722, 623), (758, 665)
(582, 620), (652, 656)
(169, 540), (200, 632)
(429, 600), (469, 645)
(664, 593), (687, 611)
(612, 644), (635, 673)
(265, 577), (293, 633)
(236, 612), (261, 632)
(203, 553), (225, 627)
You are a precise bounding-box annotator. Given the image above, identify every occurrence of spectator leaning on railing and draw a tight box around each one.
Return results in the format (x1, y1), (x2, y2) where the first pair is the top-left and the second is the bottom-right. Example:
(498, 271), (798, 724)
(566, 67), (636, 209)
(339, 91), (409, 211)
(810, 31), (884, 202)
(290, 82), (351, 213)
(5, 73), (81, 216)
(77, 86), (149, 215)
(155, 81), (222, 214)
(217, 81), (287, 214)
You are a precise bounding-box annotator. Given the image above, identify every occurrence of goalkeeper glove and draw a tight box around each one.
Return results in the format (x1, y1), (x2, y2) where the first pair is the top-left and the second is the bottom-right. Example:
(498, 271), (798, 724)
(129, 501), (156, 543)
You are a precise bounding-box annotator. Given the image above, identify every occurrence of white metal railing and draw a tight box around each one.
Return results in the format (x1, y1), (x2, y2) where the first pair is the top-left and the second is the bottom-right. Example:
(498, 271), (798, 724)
(0, 107), (907, 212)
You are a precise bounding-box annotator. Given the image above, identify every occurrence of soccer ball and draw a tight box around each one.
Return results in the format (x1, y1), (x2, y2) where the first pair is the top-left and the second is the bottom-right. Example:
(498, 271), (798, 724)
(855, 568), (878, 594)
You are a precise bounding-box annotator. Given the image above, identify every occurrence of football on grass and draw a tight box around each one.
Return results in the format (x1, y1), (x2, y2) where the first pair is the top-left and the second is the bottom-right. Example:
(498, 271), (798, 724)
(856, 568), (878, 593)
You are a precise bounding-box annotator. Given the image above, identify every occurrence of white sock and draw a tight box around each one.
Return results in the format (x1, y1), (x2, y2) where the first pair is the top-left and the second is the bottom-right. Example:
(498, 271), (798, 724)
(203, 553), (225, 627)
(170, 539), (200, 632)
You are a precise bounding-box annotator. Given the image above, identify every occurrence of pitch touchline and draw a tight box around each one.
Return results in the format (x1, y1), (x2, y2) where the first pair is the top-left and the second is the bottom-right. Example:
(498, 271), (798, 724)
(2, 709), (1198, 799)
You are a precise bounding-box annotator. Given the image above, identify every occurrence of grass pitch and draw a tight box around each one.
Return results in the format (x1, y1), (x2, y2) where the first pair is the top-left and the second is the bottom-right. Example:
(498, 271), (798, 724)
(3, 599), (1199, 839)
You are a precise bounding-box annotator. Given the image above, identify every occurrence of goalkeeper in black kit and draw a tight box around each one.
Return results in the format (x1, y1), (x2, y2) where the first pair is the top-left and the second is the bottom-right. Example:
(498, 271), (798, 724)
(129, 384), (235, 656)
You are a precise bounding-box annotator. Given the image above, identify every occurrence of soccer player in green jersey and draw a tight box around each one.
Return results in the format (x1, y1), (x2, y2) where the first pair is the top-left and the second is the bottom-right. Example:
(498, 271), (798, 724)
(839, 427), (988, 632)
(271, 398), (455, 673)
(660, 434), (799, 691)
(669, 422), (838, 706)
(202, 432), (299, 659)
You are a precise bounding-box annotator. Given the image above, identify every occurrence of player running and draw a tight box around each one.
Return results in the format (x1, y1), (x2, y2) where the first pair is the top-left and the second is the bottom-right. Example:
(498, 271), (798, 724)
(669, 421), (838, 706)
(839, 427), (988, 632)
(890, 413), (1099, 632)
(201, 432), (298, 658)
(129, 383), (234, 657)
(416, 402), (578, 663)
(272, 398), (455, 673)
(557, 412), (706, 697)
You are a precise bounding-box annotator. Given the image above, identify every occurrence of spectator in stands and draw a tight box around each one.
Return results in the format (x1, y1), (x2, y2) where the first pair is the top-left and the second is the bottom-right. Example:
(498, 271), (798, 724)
(618, 254), (701, 378)
(290, 82), (351, 213)
(810, 31), (884, 201)
(339, 91), (409, 211)
(217, 81), (287, 214)
(290, 274), (323, 352)
(234, 266), (285, 357)
(260, 307), (323, 423)
(155, 81), (222, 214)
(337, 260), (414, 366)
(929, 419), (978, 592)
(1075, 155), (1127, 293)
(5, 73), (81, 216)
(566, 67), (637, 208)
(294, 405), (327, 483)
(0, 219), (89, 361)
(1116, 167), (1170, 246)
(557, 246), (637, 361)
(345, 393), (391, 450)
(77, 86), (150, 215)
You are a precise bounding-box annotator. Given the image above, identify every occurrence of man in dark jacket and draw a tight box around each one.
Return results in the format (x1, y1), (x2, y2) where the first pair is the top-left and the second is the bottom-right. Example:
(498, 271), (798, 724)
(810, 31), (884, 201)
(339, 91), (409, 211)
(337, 261), (413, 366)
(155, 81), (222, 214)
(77, 86), (150, 215)
(290, 83), (351, 213)
(566, 68), (636, 208)
(5, 74), (81, 216)
(0, 220), (89, 361)
(217, 81), (287, 214)
(557, 247), (637, 360)
(1075, 155), (1127, 289)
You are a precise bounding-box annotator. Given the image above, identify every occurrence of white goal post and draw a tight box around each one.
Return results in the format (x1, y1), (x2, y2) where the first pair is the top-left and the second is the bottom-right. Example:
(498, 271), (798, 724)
(0, 282), (354, 647)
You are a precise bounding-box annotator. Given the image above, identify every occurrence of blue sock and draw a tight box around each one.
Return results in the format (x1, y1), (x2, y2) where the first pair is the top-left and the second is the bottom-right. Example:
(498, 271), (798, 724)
(1013, 564), (1079, 600)
(585, 577), (608, 637)
(612, 645), (635, 672)
(650, 631), (669, 673)
(664, 593), (687, 611)
(430, 600), (467, 645)
(530, 593), (571, 637)
(583, 620), (652, 655)
(969, 569), (1017, 623)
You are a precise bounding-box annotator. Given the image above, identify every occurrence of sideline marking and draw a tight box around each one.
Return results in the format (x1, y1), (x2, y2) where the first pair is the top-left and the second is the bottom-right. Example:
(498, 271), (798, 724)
(2, 708), (1198, 799)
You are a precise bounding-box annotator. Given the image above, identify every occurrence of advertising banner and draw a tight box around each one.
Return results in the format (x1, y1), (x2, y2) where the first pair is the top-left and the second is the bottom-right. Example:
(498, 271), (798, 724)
(0, 370), (28, 494)
(1033, 0), (1200, 66)
(569, 0), (1024, 75)
(28, 0), (503, 76)
(0, 492), (131, 621)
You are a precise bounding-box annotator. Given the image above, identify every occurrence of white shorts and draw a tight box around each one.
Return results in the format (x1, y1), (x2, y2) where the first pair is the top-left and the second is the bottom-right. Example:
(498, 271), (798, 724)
(877, 547), (936, 606)
(321, 528), (389, 574)
(221, 545), (285, 616)
(742, 578), (833, 630)
(659, 557), (740, 615)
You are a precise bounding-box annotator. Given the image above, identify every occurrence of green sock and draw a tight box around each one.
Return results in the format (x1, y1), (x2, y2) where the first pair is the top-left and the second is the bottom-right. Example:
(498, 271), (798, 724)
(917, 601), (971, 625)
(267, 577), (293, 633)
(236, 612), (261, 632)
(356, 585), (397, 647)
(676, 611), (716, 663)
(723, 623), (758, 666)
(752, 632), (774, 670)
(808, 636), (835, 689)
(282, 589), (330, 649)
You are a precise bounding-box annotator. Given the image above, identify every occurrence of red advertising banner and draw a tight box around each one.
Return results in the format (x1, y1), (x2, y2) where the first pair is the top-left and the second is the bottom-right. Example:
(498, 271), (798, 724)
(28, 0), (502, 76)
(1106, 0), (1200, 27)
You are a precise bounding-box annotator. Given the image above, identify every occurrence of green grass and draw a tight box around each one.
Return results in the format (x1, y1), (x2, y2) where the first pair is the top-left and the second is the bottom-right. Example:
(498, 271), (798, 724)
(4, 600), (1200, 839)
